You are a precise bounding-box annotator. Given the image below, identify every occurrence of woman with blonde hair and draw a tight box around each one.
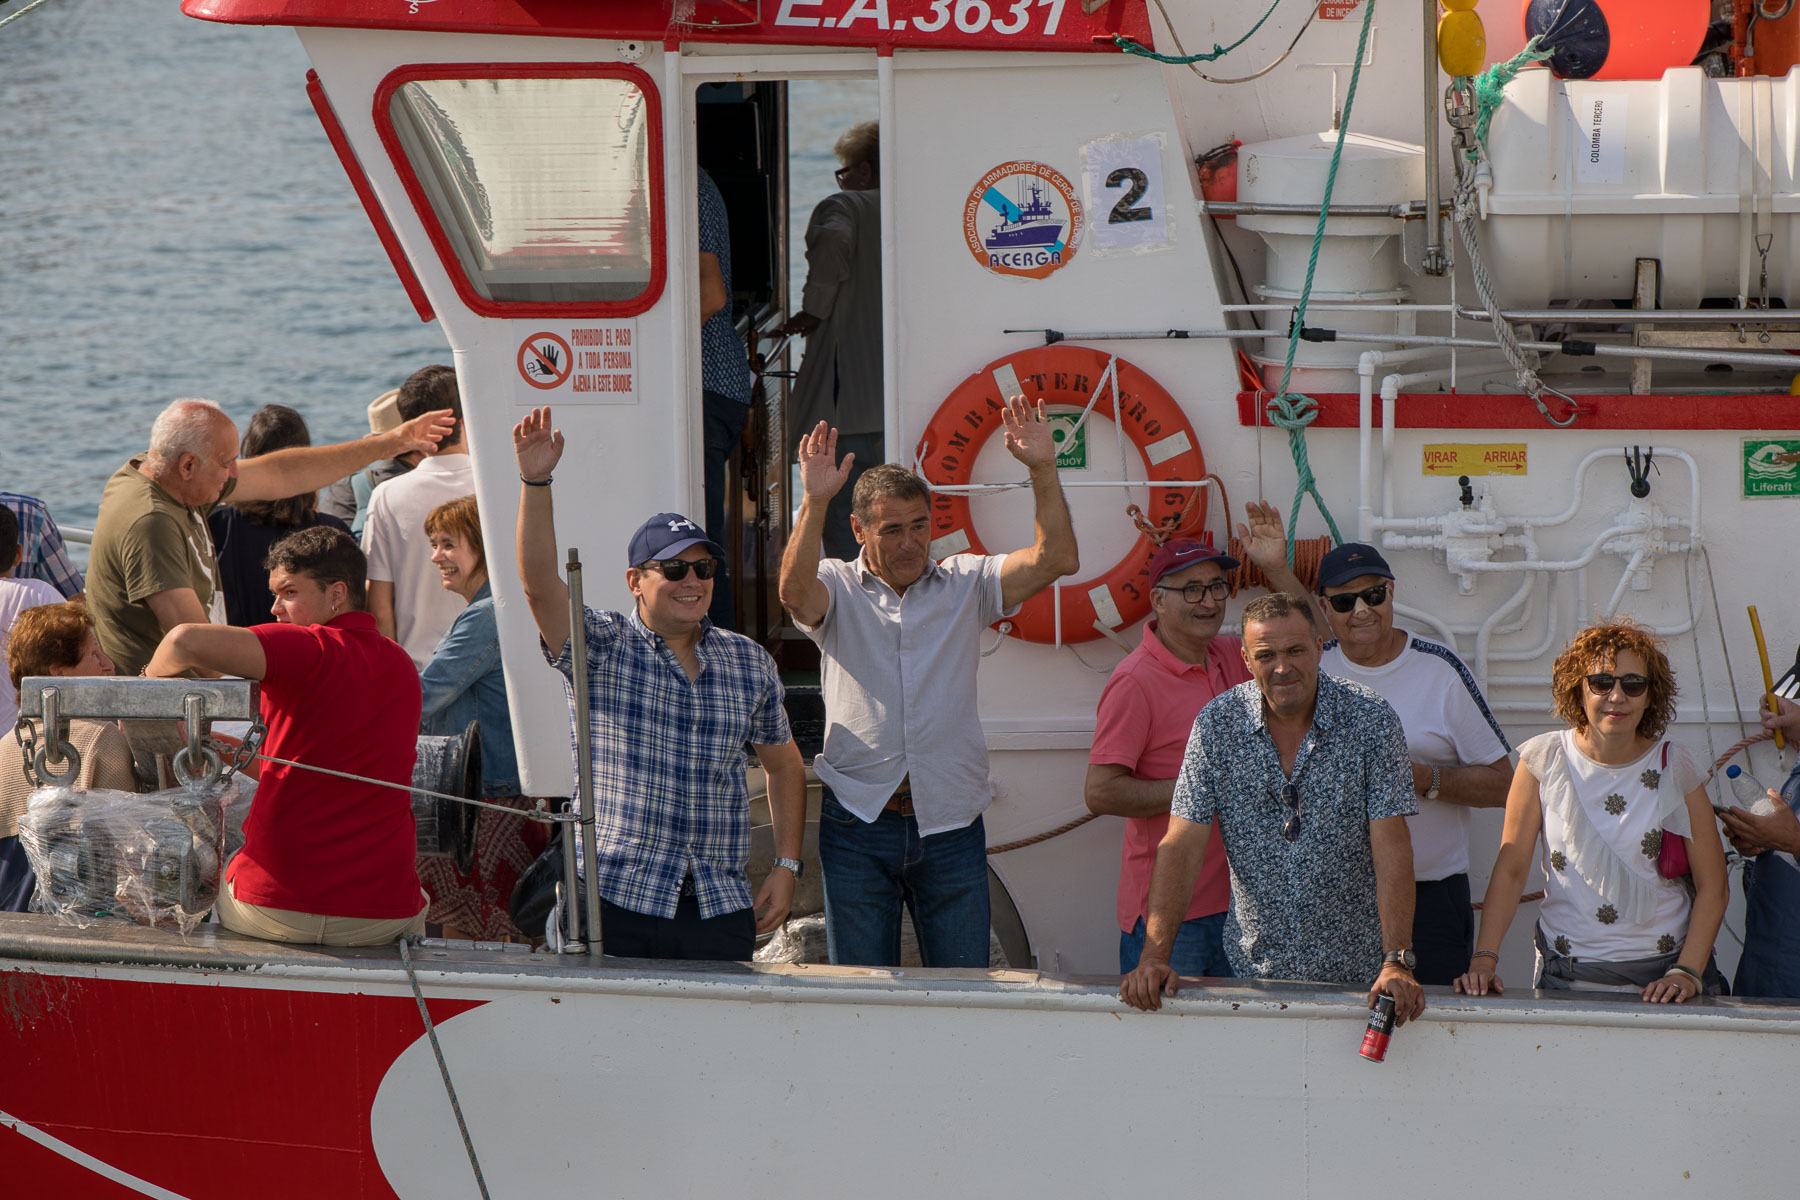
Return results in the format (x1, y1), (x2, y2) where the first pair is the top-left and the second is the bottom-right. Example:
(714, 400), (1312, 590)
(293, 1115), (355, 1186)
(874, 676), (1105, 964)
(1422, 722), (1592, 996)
(3, 602), (137, 911)
(1456, 621), (1728, 1002)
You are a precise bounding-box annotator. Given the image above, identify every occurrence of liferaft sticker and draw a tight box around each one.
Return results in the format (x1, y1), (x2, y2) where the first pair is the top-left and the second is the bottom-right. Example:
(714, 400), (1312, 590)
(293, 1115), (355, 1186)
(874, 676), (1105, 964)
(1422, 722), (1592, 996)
(1742, 438), (1800, 498)
(1422, 443), (1527, 476)
(514, 322), (637, 405)
(963, 161), (1083, 280)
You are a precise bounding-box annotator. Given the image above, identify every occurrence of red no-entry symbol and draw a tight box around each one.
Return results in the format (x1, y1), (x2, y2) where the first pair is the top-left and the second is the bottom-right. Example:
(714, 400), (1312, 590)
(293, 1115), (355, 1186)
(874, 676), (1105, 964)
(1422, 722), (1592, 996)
(517, 332), (573, 390)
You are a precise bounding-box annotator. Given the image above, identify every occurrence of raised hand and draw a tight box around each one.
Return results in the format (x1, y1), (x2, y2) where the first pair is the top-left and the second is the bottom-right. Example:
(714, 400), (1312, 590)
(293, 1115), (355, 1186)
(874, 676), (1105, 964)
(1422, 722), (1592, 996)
(1235, 499), (1290, 573)
(392, 408), (457, 457)
(1001, 395), (1058, 471)
(513, 406), (564, 482)
(797, 420), (855, 500)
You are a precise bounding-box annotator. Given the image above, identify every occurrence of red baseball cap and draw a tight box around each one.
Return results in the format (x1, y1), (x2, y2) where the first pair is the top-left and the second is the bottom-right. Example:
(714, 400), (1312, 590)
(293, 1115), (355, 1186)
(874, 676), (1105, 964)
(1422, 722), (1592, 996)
(1146, 538), (1240, 587)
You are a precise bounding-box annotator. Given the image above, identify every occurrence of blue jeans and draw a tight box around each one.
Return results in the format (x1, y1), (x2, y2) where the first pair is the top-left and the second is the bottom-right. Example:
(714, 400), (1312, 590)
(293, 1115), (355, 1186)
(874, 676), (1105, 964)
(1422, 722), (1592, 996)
(817, 789), (990, 967)
(1119, 913), (1236, 977)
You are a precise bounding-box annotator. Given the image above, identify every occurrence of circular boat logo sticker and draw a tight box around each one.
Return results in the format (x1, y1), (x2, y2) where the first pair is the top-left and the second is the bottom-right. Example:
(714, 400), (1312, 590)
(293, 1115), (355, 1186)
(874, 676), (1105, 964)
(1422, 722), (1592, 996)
(963, 161), (1082, 280)
(517, 331), (573, 390)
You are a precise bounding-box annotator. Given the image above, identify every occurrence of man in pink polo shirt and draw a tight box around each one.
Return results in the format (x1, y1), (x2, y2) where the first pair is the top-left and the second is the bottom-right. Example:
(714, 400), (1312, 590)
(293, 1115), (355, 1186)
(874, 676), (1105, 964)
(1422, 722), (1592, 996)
(1085, 502), (1304, 975)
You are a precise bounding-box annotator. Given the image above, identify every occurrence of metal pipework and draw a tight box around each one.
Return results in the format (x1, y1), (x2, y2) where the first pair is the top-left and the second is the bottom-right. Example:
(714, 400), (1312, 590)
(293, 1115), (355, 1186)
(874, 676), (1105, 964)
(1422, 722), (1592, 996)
(566, 548), (602, 956)
(1421, 0), (1447, 275)
(1200, 200), (1449, 220)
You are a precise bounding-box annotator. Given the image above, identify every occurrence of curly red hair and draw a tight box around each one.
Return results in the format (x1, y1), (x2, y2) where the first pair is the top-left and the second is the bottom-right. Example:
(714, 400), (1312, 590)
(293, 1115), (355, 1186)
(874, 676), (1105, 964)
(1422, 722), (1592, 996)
(1550, 619), (1677, 740)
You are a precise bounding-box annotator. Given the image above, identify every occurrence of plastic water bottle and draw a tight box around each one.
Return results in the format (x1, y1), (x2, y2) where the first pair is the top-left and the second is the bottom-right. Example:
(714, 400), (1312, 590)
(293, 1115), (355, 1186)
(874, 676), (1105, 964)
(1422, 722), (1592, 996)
(1722, 766), (1798, 869)
(1725, 765), (1780, 816)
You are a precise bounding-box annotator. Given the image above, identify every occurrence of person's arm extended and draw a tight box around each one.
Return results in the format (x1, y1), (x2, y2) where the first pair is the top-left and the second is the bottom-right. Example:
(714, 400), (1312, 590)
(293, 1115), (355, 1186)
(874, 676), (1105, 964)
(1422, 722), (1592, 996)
(1455, 762), (1542, 997)
(1236, 499), (1308, 599)
(1084, 762), (1176, 819)
(512, 407), (571, 653)
(366, 580), (398, 642)
(1368, 814), (1424, 1024)
(996, 397), (1080, 612)
(1410, 756), (1514, 809)
(144, 587), (209, 635)
(777, 421), (847, 629)
(145, 623), (267, 681)
(751, 738), (807, 934)
(1119, 815), (1212, 1011)
(234, 409), (456, 502)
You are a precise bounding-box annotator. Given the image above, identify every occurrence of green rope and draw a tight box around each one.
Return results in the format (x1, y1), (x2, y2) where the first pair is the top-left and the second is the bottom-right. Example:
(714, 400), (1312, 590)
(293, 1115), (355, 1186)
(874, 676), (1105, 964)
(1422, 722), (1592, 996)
(1463, 36), (1556, 159)
(1263, 0), (1378, 559)
(1111, 0), (1286, 65)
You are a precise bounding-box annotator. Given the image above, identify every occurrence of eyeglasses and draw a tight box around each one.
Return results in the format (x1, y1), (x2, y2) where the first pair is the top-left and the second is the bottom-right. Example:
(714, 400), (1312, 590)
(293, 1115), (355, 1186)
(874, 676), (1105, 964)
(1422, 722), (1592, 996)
(638, 557), (721, 581)
(1279, 783), (1302, 843)
(1154, 579), (1231, 604)
(1324, 584), (1389, 614)
(1584, 672), (1650, 698)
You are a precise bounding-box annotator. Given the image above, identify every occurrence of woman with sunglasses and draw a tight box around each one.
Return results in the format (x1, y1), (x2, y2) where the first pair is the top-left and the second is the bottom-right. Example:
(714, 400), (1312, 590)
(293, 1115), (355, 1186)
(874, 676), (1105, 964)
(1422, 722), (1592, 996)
(1455, 621), (1728, 1002)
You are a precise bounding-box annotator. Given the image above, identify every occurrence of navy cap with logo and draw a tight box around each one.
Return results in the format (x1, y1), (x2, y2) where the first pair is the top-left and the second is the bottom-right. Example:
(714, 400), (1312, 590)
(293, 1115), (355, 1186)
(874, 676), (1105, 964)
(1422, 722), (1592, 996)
(1315, 542), (1396, 593)
(628, 512), (724, 566)
(1146, 537), (1241, 588)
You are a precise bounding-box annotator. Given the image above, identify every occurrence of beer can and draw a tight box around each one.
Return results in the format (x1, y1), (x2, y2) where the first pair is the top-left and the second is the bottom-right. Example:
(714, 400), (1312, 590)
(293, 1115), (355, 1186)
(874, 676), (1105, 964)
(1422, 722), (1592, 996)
(1359, 994), (1396, 1062)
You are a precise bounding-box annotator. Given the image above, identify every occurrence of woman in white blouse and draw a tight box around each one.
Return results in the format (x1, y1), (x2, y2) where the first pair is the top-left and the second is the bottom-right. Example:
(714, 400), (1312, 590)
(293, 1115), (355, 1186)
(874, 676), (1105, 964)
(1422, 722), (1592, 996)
(1456, 621), (1728, 1002)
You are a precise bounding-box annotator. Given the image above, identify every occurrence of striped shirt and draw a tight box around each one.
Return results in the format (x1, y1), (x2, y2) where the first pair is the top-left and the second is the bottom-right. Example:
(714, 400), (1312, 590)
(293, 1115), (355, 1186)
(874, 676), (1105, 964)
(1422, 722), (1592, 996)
(2, 492), (83, 598)
(545, 607), (791, 919)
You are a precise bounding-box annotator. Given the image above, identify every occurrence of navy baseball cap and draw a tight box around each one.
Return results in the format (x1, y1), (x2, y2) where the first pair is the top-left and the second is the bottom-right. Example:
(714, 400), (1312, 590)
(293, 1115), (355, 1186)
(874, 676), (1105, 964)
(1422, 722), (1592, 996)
(1146, 537), (1240, 587)
(1316, 542), (1395, 592)
(628, 513), (724, 566)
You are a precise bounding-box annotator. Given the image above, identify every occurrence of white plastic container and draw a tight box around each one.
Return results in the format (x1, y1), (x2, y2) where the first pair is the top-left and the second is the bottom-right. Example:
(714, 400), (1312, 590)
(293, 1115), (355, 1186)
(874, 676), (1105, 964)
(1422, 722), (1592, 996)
(1479, 67), (1800, 307)
(1236, 132), (1423, 390)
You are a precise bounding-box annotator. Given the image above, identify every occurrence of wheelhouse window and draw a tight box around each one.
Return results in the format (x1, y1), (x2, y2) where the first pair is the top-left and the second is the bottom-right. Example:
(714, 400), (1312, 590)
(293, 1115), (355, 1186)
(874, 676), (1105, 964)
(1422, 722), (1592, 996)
(380, 68), (664, 314)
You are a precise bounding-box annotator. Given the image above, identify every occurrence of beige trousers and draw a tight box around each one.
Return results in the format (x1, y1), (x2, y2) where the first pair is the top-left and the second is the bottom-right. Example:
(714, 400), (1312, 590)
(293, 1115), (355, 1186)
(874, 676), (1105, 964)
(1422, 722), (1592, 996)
(216, 879), (427, 947)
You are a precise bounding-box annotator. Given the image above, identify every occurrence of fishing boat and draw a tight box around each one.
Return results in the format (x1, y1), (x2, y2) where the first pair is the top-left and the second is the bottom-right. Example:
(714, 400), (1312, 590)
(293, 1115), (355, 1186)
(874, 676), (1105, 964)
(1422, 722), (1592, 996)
(6, 1), (1800, 1194)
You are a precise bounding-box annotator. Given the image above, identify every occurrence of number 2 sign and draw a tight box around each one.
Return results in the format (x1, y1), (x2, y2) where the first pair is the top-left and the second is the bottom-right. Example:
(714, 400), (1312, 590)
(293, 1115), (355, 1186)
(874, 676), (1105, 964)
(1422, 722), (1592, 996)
(1080, 133), (1172, 256)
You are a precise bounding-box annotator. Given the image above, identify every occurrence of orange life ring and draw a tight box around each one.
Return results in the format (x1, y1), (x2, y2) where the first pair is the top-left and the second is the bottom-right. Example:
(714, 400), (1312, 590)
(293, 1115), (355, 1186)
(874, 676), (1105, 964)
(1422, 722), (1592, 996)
(916, 345), (1208, 644)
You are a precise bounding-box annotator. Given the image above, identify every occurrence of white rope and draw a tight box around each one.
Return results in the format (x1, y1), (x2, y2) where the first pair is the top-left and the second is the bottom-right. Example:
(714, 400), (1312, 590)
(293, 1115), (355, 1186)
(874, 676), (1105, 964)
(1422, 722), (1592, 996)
(397, 937), (492, 1200)
(0, 0), (62, 30)
(251, 752), (572, 822)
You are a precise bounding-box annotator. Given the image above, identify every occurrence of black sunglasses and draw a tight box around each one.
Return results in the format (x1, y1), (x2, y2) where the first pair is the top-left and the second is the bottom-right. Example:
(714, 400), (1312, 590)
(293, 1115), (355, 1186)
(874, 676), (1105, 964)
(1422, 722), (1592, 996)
(639, 557), (721, 581)
(1324, 584), (1389, 613)
(1279, 783), (1302, 843)
(1155, 579), (1231, 604)
(1584, 672), (1650, 698)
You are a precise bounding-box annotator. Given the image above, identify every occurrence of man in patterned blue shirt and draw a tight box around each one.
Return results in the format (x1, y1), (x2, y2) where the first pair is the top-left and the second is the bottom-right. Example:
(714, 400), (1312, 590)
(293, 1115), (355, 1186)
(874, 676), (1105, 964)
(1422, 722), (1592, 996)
(1121, 593), (1426, 1025)
(697, 168), (755, 631)
(513, 407), (807, 961)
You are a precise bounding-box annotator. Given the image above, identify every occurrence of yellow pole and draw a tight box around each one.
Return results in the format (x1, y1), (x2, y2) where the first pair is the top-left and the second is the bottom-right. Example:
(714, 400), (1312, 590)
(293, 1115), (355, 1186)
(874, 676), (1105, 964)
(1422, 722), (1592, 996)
(1749, 605), (1785, 750)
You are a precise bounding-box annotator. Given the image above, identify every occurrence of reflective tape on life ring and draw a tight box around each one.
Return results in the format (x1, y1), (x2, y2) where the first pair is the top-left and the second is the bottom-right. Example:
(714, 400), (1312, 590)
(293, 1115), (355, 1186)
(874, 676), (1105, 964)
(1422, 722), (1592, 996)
(916, 345), (1207, 645)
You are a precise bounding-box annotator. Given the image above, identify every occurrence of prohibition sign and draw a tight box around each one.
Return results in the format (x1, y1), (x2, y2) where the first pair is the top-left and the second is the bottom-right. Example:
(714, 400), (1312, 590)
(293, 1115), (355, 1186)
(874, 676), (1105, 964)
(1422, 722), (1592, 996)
(517, 332), (574, 390)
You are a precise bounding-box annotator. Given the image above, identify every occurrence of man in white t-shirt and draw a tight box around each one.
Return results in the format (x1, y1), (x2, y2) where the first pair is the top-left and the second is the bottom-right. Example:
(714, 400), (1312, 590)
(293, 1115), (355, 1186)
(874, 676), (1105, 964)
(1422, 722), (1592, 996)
(362, 365), (475, 670)
(1316, 542), (1512, 986)
(0, 505), (63, 731)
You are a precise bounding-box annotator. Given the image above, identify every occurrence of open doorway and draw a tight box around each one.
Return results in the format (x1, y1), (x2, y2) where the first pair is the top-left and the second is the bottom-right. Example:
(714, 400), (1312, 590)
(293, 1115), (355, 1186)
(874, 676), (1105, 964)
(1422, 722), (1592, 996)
(693, 77), (881, 653)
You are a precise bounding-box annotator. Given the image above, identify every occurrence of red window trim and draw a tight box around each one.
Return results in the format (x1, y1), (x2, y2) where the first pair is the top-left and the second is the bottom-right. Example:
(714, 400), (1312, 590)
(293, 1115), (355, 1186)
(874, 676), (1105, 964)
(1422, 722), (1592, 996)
(372, 62), (668, 320)
(306, 70), (434, 324)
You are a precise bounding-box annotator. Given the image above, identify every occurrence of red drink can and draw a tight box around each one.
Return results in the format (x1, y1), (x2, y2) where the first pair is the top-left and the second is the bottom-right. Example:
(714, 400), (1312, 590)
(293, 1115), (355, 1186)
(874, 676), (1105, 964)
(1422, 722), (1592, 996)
(1360, 994), (1396, 1062)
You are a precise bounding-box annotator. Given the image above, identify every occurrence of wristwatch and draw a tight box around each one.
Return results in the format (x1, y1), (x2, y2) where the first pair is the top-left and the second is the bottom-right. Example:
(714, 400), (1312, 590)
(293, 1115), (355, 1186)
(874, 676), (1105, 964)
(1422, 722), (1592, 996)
(773, 857), (805, 879)
(1424, 766), (1442, 801)
(1383, 948), (1417, 972)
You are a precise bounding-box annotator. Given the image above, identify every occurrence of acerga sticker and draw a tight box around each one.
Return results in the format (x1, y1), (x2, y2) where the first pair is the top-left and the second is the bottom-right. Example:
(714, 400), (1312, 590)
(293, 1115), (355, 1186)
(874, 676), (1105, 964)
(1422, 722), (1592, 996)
(963, 161), (1083, 280)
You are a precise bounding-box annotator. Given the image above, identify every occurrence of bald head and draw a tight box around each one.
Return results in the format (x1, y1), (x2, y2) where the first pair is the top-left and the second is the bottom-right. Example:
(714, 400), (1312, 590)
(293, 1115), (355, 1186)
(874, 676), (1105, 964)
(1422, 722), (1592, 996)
(143, 399), (240, 505)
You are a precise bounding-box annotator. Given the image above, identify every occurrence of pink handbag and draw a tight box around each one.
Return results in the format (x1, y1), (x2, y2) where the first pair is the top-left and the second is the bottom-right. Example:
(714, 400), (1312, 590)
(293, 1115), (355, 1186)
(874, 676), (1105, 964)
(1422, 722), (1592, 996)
(1656, 742), (1691, 879)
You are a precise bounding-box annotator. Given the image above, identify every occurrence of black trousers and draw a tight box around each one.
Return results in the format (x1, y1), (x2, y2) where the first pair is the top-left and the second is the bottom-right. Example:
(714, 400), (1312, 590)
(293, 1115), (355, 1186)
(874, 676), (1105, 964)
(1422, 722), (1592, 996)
(600, 891), (755, 962)
(1413, 872), (1474, 985)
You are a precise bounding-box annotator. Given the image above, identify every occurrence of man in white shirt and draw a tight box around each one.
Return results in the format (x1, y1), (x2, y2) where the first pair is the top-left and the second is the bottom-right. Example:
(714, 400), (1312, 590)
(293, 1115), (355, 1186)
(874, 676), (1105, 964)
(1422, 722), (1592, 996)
(777, 405), (1078, 968)
(1315, 542), (1513, 985)
(363, 365), (475, 670)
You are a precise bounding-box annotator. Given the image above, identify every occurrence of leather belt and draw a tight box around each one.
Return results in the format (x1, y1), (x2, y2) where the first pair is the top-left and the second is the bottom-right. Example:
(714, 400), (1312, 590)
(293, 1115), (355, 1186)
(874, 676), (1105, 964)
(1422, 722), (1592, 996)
(883, 777), (914, 816)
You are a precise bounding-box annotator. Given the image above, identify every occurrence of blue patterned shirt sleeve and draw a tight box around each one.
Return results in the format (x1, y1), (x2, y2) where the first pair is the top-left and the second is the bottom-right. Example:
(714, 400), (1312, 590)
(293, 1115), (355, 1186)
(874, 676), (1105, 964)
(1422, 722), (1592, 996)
(2, 493), (83, 598)
(696, 169), (753, 404)
(1170, 707), (1220, 824)
(1363, 695), (1418, 821)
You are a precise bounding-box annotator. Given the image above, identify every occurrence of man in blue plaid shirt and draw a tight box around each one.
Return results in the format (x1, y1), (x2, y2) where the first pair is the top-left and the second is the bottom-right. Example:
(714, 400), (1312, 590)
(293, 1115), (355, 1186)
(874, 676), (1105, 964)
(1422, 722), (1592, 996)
(512, 407), (808, 961)
(2, 492), (84, 599)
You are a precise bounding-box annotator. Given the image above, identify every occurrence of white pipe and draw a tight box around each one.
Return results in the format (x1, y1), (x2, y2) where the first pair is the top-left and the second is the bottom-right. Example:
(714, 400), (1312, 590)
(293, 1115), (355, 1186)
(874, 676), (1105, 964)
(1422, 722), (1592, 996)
(664, 47), (696, 514)
(1453, 525), (1634, 573)
(1474, 567), (1536, 687)
(1602, 546), (1650, 617)
(1355, 346), (1440, 540)
(1394, 601), (1459, 650)
(879, 52), (900, 460)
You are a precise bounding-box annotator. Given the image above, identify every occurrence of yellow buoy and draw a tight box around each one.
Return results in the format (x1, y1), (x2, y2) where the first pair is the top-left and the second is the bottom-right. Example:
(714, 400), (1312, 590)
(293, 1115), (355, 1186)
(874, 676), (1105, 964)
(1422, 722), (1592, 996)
(1440, 0), (1478, 10)
(1437, 8), (1487, 77)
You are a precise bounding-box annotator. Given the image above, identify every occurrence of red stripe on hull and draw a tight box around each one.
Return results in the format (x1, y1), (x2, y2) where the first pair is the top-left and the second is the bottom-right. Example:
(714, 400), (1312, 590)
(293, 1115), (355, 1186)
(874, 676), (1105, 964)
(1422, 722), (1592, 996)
(0, 971), (481, 1197)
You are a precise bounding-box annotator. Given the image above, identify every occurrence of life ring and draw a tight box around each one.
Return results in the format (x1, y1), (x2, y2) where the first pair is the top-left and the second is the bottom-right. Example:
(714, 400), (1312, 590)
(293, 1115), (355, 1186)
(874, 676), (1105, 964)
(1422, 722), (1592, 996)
(916, 345), (1207, 645)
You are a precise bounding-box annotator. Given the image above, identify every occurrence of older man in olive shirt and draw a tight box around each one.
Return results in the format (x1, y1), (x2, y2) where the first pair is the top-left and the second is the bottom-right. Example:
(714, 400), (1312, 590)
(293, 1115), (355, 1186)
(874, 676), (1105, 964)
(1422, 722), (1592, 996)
(88, 398), (452, 675)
